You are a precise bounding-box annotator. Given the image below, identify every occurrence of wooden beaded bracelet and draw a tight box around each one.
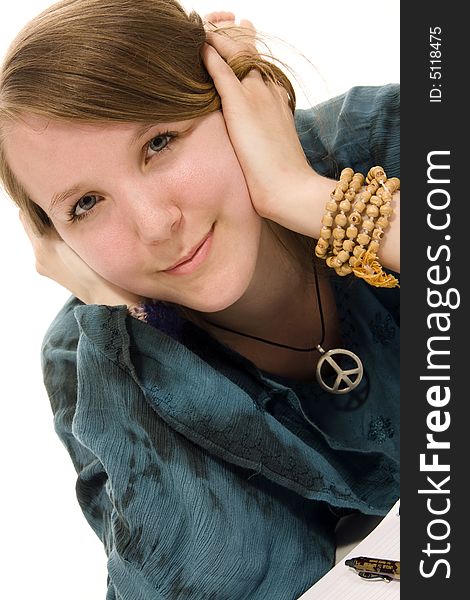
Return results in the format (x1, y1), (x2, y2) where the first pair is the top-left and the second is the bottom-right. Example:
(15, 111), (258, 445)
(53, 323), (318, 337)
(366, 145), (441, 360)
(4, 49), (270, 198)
(314, 166), (400, 288)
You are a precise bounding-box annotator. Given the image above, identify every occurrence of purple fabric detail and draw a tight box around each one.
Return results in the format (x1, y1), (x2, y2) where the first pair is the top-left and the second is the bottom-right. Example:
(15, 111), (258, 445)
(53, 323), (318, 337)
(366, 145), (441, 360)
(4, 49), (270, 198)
(141, 301), (185, 341)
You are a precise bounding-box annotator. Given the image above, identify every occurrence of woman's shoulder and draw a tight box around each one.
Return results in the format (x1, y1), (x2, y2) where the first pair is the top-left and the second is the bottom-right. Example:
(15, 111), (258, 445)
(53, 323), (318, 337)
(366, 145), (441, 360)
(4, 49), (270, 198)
(295, 84), (400, 179)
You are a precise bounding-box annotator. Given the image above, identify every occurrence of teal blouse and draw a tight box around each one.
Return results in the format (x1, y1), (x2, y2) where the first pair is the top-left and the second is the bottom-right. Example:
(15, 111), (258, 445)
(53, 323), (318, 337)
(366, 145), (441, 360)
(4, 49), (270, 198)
(42, 84), (400, 599)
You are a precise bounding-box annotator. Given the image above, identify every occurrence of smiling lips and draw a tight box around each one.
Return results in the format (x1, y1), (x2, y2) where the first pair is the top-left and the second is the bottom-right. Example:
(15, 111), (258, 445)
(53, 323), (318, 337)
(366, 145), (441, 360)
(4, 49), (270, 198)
(163, 225), (214, 275)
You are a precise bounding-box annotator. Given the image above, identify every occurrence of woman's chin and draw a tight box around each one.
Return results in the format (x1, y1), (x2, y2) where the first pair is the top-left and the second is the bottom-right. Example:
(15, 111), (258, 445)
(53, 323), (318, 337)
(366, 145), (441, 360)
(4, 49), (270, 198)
(185, 292), (246, 314)
(181, 277), (252, 314)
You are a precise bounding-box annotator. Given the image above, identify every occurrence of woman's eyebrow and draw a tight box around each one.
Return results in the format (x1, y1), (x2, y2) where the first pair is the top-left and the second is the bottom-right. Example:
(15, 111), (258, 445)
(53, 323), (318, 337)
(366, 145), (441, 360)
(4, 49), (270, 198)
(130, 123), (158, 145)
(49, 184), (82, 213)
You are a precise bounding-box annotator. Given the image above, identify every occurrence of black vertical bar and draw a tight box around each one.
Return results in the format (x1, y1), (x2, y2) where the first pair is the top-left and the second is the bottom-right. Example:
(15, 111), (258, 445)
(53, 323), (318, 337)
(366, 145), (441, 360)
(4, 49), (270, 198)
(401, 2), (466, 599)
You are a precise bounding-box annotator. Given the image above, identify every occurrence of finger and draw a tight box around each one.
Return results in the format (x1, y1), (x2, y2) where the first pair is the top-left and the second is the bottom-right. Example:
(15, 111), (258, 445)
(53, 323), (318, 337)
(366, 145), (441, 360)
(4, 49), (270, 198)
(202, 13), (255, 33)
(234, 19), (257, 46)
(203, 14), (256, 40)
(205, 27), (257, 59)
(268, 80), (292, 103)
(203, 11), (236, 27)
(239, 19), (256, 32)
(200, 43), (244, 101)
(203, 11), (236, 23)
(271, 83), (296, 118)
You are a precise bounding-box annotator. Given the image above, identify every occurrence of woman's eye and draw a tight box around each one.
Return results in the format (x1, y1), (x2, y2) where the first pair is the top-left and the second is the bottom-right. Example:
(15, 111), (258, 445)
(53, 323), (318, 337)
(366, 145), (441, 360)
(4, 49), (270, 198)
(74, 194), (98, 217)
(149, 134), (170, 152)
(145, 132), (176, 161)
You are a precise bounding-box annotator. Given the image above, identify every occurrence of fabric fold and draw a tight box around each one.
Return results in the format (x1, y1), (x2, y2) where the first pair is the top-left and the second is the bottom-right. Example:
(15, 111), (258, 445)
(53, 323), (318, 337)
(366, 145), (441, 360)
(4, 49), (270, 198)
(74, 303), (398, 514)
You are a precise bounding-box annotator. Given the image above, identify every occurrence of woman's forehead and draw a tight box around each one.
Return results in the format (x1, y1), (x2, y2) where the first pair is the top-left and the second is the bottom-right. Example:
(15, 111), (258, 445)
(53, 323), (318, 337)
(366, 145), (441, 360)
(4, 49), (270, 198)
(8, 114), (155, 137)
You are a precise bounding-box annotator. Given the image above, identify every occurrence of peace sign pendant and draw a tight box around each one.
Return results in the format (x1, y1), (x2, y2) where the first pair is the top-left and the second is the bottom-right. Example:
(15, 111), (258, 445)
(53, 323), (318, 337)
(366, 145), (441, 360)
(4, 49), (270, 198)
(315, 345), (363, 394)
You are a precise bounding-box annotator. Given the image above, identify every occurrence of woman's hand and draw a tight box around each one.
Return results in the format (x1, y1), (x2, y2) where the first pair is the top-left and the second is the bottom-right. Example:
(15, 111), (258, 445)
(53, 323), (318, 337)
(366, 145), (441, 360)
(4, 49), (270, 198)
(201, 17), (321, 225)
(19, 212), (142, 307)
(201, 20), (400, 273)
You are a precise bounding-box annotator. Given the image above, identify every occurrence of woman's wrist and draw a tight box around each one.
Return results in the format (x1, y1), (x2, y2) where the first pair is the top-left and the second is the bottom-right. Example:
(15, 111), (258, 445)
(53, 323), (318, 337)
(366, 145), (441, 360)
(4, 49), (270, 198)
(79, 283), (142, 308)
(263, 169), (337, 239)
(264, 167), (400, 274)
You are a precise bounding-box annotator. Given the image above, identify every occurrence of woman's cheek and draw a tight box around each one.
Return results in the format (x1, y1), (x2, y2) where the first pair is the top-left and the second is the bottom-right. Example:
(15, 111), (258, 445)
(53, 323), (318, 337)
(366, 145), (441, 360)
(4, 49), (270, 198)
(68, 231), (136, 285)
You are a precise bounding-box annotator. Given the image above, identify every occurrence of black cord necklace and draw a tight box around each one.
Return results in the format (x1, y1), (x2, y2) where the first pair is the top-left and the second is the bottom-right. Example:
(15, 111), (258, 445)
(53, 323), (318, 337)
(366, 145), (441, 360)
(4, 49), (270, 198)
(201, 257), (364, 394)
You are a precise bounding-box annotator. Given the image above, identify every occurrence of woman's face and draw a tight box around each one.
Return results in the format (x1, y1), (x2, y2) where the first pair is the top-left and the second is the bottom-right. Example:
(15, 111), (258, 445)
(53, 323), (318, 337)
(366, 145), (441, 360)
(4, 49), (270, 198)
(4, 111), (264, 312)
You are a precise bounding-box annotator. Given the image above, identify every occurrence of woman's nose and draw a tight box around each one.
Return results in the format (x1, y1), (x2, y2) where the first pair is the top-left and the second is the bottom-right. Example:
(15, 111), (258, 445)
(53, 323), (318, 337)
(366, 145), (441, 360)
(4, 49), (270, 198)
(125, 188), (182, 244)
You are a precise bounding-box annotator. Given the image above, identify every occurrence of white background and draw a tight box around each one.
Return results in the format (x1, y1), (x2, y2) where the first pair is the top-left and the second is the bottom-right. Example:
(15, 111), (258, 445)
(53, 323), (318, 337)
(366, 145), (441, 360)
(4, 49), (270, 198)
(0, 1), (399, 598)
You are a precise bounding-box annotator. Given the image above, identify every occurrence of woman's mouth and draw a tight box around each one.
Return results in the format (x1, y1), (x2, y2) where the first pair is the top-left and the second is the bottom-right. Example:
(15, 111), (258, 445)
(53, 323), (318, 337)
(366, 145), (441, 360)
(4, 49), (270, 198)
(163, 225), (215, 275)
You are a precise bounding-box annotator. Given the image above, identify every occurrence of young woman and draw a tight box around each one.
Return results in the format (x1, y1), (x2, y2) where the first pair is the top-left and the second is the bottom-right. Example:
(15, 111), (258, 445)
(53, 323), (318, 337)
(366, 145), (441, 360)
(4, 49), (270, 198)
(0, 1), (400, 597)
